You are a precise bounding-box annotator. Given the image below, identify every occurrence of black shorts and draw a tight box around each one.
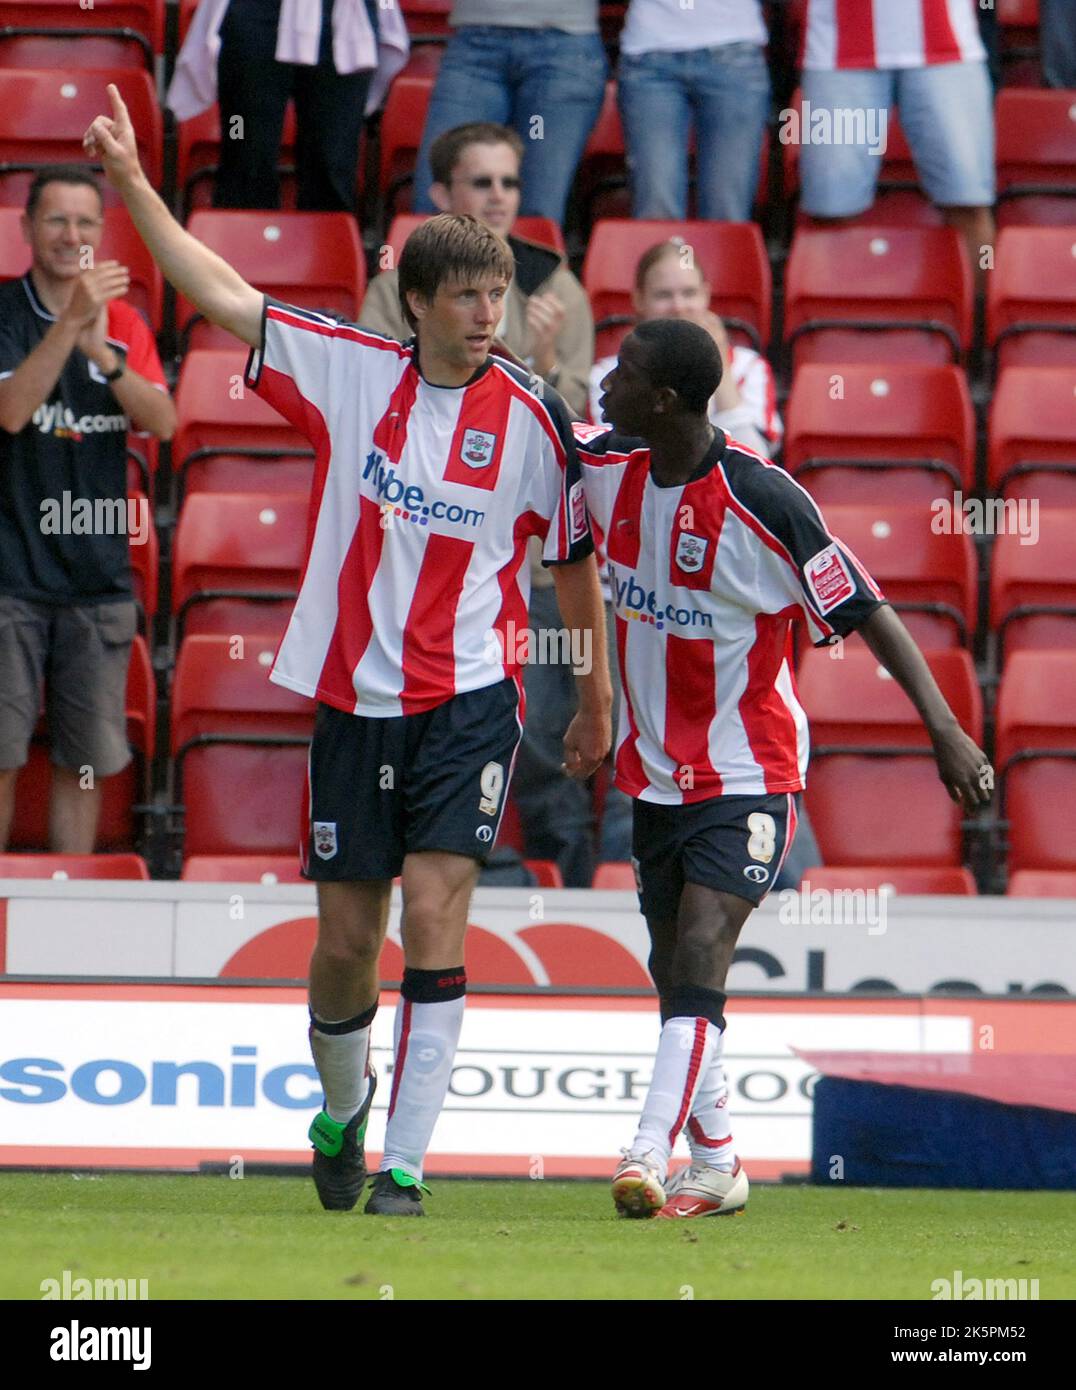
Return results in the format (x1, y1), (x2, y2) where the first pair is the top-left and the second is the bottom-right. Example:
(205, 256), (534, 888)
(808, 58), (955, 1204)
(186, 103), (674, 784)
(302, 679), (523, 880)
(631, 792), (798, 919)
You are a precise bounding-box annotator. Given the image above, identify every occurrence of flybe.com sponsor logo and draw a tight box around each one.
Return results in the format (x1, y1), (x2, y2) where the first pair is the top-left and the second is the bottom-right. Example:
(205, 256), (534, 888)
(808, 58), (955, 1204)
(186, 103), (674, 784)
(33, 401), (127, 441)
(363, 450), (485, 529)
(610, 567), (713, 633)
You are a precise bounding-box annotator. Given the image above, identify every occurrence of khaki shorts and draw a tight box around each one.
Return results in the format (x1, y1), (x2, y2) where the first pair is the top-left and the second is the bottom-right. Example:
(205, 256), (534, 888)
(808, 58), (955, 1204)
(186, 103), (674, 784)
(0, 596), (136, 776)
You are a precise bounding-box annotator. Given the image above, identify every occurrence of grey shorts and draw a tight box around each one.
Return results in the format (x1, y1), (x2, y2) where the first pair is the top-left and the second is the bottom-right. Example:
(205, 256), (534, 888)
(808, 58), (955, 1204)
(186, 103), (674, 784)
(0, 596), (137, 775)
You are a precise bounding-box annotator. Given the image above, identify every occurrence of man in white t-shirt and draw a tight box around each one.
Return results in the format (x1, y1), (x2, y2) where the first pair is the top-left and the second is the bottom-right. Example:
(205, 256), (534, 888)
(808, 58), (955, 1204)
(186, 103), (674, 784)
(85, 84), (612, 1217)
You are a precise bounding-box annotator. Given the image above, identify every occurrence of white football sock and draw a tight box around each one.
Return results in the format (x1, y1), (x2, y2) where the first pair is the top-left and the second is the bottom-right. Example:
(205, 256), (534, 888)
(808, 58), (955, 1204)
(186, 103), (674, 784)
(630, 1016), (721, 1181)
(686, 1045), (737, 1172)
(309, 1009), (375, 1125)
(380, 993), (465, 1181)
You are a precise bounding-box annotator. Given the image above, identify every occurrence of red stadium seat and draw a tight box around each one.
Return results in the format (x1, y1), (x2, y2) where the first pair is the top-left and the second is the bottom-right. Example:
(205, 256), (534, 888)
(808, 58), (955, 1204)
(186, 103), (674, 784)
(9, 634), (154, 851)
(818, 503), (978, 650)
(784, 227), (972, 369)
(997, 653), (1076, 874)
(803, 866), (977, 895)
(1007, 870), (1076, 898)
(172, 349), (313, 498)
(179, 211), (365, 351)
(995, 89), (1076, 227)
(582, 219), (772, 356)
(0, 69), (162, 208)
(377, 48), (441, 214)
(181, 854), (306, 884)
(524, 860), (564, 889)
(172, 491), (306, 638)
(592, 862), (637, 891)
(990, 508), (1076, 656)
(175, 103), (298, 216)
(798, 646), (983, 749)
(783, 363), (976, 504)
(400, 0), (453, 38)
(995, 651), (1076, 770)
(172, 635), (313, 858)
(0, 1), (163, 69)
(381, 212), (567, 265)
(127, 488), (159, 621)
(805, 756), (965, 867)
(988, 368), (1076, 503)
(987, 229), (1076, 372)
(998, 0), (1041, 84)
(0, 852), (150, 879)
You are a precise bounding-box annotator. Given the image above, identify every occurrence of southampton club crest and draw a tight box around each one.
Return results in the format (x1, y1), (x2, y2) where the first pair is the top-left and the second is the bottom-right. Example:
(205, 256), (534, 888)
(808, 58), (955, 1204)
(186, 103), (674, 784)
(461, 428), (497, 469)
(313, 821), (338, 860)
(675, 532), (708, 574)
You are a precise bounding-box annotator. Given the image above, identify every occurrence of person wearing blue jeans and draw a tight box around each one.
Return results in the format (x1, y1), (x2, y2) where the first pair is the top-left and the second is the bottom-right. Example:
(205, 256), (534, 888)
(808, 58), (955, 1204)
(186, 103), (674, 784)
(616, 0), (771, 223)
(411, 2), (608, 225)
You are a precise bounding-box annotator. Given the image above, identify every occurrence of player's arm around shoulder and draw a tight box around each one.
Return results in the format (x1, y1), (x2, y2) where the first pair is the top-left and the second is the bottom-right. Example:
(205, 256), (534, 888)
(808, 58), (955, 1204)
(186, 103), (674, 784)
(84, 84), (262, 348)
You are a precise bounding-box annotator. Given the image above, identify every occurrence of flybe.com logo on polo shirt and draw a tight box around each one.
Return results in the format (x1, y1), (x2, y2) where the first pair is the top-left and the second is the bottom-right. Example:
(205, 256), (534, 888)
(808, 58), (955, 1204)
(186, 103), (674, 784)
(33, 401), (128, 442)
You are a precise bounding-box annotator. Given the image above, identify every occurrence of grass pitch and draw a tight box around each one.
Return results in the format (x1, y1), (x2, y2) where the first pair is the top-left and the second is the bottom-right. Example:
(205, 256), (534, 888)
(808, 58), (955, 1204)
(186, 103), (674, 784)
(2, 1173), (1073, 1301)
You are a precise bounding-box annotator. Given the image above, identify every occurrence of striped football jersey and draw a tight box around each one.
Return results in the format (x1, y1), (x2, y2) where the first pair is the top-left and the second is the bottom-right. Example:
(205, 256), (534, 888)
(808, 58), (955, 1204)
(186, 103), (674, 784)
(245, 299), (592, 717)
(574, 425), (886, 804)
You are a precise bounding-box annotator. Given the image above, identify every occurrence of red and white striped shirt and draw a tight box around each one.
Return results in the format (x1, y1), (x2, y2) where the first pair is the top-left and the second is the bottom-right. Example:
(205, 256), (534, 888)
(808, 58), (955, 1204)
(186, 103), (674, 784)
(803, 0), (986, 70)
(246, 299), (592, 717)
(574, 426), (886, 804)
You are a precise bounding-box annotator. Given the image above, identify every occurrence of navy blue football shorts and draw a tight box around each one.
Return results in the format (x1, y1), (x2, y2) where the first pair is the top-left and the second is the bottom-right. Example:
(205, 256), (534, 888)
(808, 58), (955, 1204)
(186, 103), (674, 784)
(631, 791), (799, 918)
(301, 679), (523, 881)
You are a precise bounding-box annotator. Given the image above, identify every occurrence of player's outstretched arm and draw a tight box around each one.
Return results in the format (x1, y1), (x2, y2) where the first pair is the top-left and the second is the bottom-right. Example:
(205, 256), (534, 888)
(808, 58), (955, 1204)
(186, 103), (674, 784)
(855, 604), (992, 811)
(551, 557), (613, 780)
(83, 84), (262, 348)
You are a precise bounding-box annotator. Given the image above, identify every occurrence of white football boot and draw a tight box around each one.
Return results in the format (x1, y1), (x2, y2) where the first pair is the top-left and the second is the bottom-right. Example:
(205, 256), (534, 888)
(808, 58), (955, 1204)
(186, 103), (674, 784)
(611, 1148), (667, 1218)
(656, 1158), (749, 1218)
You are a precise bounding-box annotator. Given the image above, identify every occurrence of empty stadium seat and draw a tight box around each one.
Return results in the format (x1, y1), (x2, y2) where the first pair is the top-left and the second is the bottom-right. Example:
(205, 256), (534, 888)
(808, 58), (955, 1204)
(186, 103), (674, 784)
(805, 756), (966, 867)
(783, 363), (976, 504)
(0, 852), (151, 879)
(9, 634), (155, 851)
(172, 635), (313, 858)
(179, 211), (365, 351)
(996, 653), (1076, 874)
(172, 491), (306, 638)
(175, 103), (298, 216)
(987, 229), (1076, 372)
(1007, 870), (1076, 898)
(990, 508), (1076, 656)
(802, 866), (977, 895)
(798, 646), (983, 749)
(0, 1), (163, 70)
(172, 350), (312, 498)
(181, 854), (306, 884)
(818, 503), (978, 650)
(784, 227), (972, 369)
(400, 0), (453, 39)
(995, 88), (1076, 226)
(377, 47), (441, 214)
(988, 368), (1076, 503)
(0, 69), (162, 208)
(592, 862), (637, 891)
(998, 0), (1042, 86)
(582, 219), (771, 356)
(381, 212), (567, 265)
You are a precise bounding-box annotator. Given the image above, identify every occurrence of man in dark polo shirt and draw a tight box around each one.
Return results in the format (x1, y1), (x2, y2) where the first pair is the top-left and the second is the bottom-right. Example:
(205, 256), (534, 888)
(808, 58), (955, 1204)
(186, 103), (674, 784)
(0, 165), (175, 852)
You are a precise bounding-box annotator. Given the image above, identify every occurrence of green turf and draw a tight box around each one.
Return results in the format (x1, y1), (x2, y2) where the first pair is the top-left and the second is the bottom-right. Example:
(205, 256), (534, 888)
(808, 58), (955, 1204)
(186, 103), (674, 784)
(1, 1174), (1073, 1301)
